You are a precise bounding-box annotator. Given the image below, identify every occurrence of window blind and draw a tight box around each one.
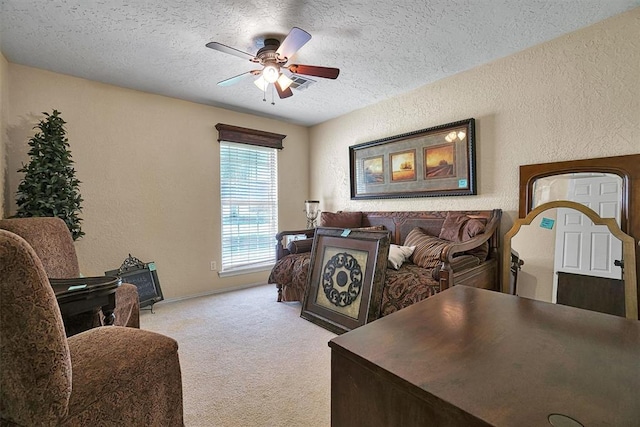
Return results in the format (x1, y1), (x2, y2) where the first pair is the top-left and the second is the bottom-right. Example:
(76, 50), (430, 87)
(220, 141), (278, 271)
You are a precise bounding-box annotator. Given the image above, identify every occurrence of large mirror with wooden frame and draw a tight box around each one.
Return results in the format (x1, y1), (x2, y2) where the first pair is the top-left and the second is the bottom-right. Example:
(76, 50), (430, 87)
(503, 200), (638, 319)
(515, 154), (640, 316)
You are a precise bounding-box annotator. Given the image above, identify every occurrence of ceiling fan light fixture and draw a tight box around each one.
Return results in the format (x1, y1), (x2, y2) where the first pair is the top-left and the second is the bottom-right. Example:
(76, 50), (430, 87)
(254, 75), (268, 91)
(276, 73), (293, 91)
(263, 64), (280, 83)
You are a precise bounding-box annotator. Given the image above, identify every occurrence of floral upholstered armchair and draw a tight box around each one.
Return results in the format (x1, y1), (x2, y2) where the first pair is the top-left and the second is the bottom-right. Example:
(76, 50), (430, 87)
(0, 229), (184, 425)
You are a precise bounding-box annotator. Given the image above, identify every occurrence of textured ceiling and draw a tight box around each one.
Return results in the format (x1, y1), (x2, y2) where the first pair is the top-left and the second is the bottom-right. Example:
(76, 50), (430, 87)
(1, 1), (638, 126)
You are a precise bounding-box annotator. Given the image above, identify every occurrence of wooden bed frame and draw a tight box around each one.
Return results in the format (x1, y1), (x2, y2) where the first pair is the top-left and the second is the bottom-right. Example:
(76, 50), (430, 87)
(273, 209), (502, 300)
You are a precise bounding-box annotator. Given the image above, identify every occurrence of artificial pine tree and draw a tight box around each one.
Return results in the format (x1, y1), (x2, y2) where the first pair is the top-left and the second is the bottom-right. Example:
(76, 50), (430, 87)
(15, 110), (85, 240)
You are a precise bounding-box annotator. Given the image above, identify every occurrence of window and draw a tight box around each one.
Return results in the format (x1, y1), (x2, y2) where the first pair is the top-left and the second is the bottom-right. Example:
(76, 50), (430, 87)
(220, 141), (278, 273)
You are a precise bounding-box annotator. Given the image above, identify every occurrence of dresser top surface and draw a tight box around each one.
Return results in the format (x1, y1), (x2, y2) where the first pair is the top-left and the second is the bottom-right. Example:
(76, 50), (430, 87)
(329, 286), (640, 426)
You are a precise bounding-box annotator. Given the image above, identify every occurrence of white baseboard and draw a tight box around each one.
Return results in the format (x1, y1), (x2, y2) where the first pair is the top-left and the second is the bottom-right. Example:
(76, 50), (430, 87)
(149, 282), (271, 306)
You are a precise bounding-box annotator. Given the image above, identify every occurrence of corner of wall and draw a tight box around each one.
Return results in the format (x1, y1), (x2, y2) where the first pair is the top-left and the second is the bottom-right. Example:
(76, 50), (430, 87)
(0, 51), (8, 218)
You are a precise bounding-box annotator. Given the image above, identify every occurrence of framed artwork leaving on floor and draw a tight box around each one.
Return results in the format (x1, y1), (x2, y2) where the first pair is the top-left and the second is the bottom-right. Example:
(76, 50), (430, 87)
(301, 227), (391, 334)
(350, 118), (476, 199)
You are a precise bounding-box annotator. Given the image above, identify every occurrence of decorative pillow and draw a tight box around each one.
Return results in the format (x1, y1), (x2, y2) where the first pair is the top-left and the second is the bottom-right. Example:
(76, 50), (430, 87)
(404, 227), (451, 269)
(438, 212), (489, 261)
(387, 244), (415, 270)
(287, 238), (313, 254)
(438, 212), (469, 241)
(431, 254), (481, 280)
(462, 218), (486, 240)
(439, 212), (486, 242)
(319, 211), (362, 228)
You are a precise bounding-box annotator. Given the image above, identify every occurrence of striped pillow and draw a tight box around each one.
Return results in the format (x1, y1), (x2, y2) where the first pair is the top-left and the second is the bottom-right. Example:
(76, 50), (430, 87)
(404, 227), (451, 269)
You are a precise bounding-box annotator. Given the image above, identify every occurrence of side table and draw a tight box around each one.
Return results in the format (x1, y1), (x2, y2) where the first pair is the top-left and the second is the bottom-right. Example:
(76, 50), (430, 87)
(50, 276), (121, 336)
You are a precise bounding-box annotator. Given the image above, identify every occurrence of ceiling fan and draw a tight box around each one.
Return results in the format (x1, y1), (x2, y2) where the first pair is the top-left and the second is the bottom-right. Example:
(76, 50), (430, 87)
(206, 27), (339, 101)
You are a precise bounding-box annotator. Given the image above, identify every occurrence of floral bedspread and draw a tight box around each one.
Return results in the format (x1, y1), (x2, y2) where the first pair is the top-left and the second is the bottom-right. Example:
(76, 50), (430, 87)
(268, 253), (311, 302)
(268, 253), (440, 316)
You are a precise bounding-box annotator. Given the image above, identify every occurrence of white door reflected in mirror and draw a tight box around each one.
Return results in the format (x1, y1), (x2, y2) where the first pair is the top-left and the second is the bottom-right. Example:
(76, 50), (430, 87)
(503, 201), (638, 320)
(511, 208), (623, 303)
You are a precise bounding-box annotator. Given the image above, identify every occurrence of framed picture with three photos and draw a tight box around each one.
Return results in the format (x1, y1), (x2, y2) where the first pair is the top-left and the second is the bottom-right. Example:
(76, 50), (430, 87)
(350, 118), (476, 199)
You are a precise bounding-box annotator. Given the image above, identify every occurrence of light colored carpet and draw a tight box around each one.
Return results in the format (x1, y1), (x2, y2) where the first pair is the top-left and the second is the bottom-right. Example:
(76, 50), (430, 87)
(140, 284), (336, 427)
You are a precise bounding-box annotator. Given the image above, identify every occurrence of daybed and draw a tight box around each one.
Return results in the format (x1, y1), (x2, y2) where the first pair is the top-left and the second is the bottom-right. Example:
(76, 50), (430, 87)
(268, 209), (502, 316)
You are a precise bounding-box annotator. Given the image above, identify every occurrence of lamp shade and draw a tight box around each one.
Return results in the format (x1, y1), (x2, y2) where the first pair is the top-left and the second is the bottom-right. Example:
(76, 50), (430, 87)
(254, 75), (268, 91)
(277, 73), (293, 90)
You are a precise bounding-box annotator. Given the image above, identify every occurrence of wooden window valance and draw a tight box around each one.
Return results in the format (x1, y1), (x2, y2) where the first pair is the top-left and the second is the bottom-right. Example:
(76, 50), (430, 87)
(215, 123), (286, 150)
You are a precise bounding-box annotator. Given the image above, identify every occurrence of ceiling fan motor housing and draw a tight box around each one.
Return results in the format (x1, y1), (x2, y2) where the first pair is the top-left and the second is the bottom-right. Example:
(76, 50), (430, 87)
(257, 38), (287, 65)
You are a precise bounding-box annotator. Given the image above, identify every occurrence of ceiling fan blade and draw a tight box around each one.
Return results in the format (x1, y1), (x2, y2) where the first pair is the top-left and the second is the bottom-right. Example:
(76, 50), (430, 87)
(276, 27), (311, 61)
(217, 71), (256, 87)
(206, 42), (256, 61)
(288, 64), (340, 79)
(275, 81), (293, 99)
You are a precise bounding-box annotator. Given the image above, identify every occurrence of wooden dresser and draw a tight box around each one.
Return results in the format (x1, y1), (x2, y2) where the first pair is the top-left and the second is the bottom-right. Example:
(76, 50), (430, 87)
(329, 286), (640, 426)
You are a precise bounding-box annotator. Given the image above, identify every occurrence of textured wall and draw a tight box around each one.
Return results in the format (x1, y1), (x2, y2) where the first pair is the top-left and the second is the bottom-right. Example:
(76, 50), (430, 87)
(4, 66), (310, 299)
(309, 9), (640, 234)
(0, 52), (7, 216)
(4, 9), (639, 301)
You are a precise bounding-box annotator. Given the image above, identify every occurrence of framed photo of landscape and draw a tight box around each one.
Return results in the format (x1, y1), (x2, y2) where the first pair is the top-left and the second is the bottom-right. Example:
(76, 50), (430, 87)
(349, 118), (476, 199)
(301, 228), (391, 334)
(390, 149), (417, 182)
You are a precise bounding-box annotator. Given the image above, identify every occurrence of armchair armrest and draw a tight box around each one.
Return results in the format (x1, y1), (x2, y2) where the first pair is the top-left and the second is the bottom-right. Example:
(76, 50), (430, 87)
(274, 229), (315, 261)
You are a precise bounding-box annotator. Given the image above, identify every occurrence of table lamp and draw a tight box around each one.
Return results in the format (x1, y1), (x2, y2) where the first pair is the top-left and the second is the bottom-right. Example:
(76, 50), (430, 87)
(305, 200), (320, 229)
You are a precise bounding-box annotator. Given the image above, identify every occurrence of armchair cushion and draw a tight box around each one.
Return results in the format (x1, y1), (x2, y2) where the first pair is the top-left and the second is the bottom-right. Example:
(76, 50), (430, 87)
(404, 228), (451, 269)
(65, 327), (183, 425)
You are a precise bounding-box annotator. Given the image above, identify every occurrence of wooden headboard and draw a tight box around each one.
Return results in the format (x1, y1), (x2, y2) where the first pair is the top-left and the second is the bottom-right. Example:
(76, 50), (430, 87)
(361, 209), (501, 258)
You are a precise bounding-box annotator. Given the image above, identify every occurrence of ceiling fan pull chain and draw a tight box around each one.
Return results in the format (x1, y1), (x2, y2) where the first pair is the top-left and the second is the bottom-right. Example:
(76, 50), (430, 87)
(271, 85), (275, 105)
